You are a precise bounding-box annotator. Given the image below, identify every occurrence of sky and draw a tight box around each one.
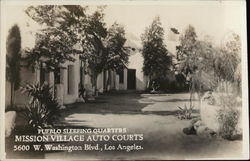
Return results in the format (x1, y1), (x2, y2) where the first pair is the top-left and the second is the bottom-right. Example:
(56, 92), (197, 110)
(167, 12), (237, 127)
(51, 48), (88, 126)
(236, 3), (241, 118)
(2, 1), (246, 49)
(104, 3), (244, 42)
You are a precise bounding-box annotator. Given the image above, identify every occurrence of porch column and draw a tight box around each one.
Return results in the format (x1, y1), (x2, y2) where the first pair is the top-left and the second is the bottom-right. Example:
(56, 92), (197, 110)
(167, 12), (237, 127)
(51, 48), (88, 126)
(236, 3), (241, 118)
(124, 69), (128, 90)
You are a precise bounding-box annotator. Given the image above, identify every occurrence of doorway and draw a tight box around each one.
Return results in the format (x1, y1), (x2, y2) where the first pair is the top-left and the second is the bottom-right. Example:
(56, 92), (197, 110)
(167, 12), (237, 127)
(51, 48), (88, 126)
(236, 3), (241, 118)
(127, 69), (136, 90)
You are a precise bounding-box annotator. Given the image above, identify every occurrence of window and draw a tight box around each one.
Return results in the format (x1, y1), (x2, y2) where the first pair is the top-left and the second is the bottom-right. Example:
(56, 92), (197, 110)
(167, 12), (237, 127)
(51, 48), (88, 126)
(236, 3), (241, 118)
(54, 68), (61, 84)
(67, 65), (74, 94)
(119, 70), (124, 84)
(40, 67), (45, 85)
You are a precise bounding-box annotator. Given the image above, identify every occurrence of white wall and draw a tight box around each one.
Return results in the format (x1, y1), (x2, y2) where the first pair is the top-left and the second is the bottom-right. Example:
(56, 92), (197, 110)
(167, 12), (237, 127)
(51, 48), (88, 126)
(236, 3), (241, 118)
(128, 52), (147, 90)
(119, 68), (127, 90)
(110, 70), (115, 90)
(97, 72), (104, 93)
(12, 67), (39, 107)
(61, 55), (80, 104)
(115, 74), (119, 90)
(5, 82), (11, 107)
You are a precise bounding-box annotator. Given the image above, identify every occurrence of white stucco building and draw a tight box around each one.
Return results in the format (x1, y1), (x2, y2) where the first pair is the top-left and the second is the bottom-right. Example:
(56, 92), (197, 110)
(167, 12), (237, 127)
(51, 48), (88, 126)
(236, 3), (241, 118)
(5, 28), (180, 107)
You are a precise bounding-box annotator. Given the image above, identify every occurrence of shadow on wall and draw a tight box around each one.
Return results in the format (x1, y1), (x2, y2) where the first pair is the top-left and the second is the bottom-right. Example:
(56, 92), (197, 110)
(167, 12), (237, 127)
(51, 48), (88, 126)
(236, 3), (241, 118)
(136, 77), (147, 90)
(6, 67), (38, 109)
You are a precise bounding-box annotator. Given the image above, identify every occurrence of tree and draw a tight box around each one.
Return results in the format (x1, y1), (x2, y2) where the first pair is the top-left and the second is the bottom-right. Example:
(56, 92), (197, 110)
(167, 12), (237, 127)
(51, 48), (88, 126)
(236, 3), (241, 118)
(80, 7), (108, 93)
(106, 23), (129, 72)
(25, 5), (131, 95)
(24, 5), (86, 72)
(80, 8), (131, 93)
(6, 24), (21, 107)
(104, 22), (130, 91)
(214, 33), (241, 93)
(176, 25), (218, 106)
(141, 16), (172, 89)
(25, 27), (78, 71)
(176, 25), (198, 76)
(214, 33), (241, 83)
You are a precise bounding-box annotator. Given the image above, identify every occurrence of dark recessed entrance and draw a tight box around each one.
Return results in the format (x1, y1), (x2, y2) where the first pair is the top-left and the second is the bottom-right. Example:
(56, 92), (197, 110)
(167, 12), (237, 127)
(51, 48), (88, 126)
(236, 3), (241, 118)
(127, 69), (136, 90)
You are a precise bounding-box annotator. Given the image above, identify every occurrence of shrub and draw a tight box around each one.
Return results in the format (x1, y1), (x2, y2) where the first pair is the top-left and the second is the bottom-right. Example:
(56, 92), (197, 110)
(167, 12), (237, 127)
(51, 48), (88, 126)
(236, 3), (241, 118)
(21, 83), (60, 128)
(217, 95), (240, 140)
(177, 103), (194, 120)
(150, 77), (189, 93)
(22, 99), (52, 129)
(217, 106), (239, 140)
(218, 94), (241, 108)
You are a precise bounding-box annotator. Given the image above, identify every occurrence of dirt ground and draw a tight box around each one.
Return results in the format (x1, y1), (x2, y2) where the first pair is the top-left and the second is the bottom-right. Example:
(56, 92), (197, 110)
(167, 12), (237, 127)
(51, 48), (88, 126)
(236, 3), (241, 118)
(6, 92), (243, 160)
(45, 93), (242, 160)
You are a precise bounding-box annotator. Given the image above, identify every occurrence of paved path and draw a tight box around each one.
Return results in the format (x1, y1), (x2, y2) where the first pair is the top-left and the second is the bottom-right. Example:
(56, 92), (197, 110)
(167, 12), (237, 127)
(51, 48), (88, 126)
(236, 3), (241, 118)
(44, 93), (242, 160)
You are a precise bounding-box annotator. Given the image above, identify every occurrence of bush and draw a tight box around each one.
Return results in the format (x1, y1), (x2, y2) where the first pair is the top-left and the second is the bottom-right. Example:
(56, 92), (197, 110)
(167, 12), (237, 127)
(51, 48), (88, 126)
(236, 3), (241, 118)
(21, 83), (60, 129)
(217, 95), (240, 140)
(177, 103), (194, 120)
(149, 76), (189, 93)
(22, 99), (52, 129)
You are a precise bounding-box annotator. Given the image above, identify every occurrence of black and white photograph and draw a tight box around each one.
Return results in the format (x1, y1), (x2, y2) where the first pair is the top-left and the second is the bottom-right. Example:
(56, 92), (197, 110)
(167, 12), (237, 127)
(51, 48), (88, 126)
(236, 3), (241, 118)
(0, 0), (249, 160)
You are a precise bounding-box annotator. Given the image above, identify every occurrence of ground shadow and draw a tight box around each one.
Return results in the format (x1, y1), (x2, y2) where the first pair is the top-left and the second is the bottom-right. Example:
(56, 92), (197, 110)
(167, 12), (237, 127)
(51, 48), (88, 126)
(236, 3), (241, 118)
(144, 98), (199, 102)
(61, 93), (152, 117)
(59, 92), (199, 125)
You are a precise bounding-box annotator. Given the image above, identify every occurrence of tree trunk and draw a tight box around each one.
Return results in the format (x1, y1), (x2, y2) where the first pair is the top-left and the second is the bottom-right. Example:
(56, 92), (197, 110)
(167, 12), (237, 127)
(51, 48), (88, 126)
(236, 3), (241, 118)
(147, 75), (151, 90)
(103, 70), (108, 92)
(80, 61), (83, 87)
(92, 73), (98, 96)
(189, 80), (193, 108)
(10, 82), (15, 108)
(10, 83), (13, 108)
(106, 70), (111, 91)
